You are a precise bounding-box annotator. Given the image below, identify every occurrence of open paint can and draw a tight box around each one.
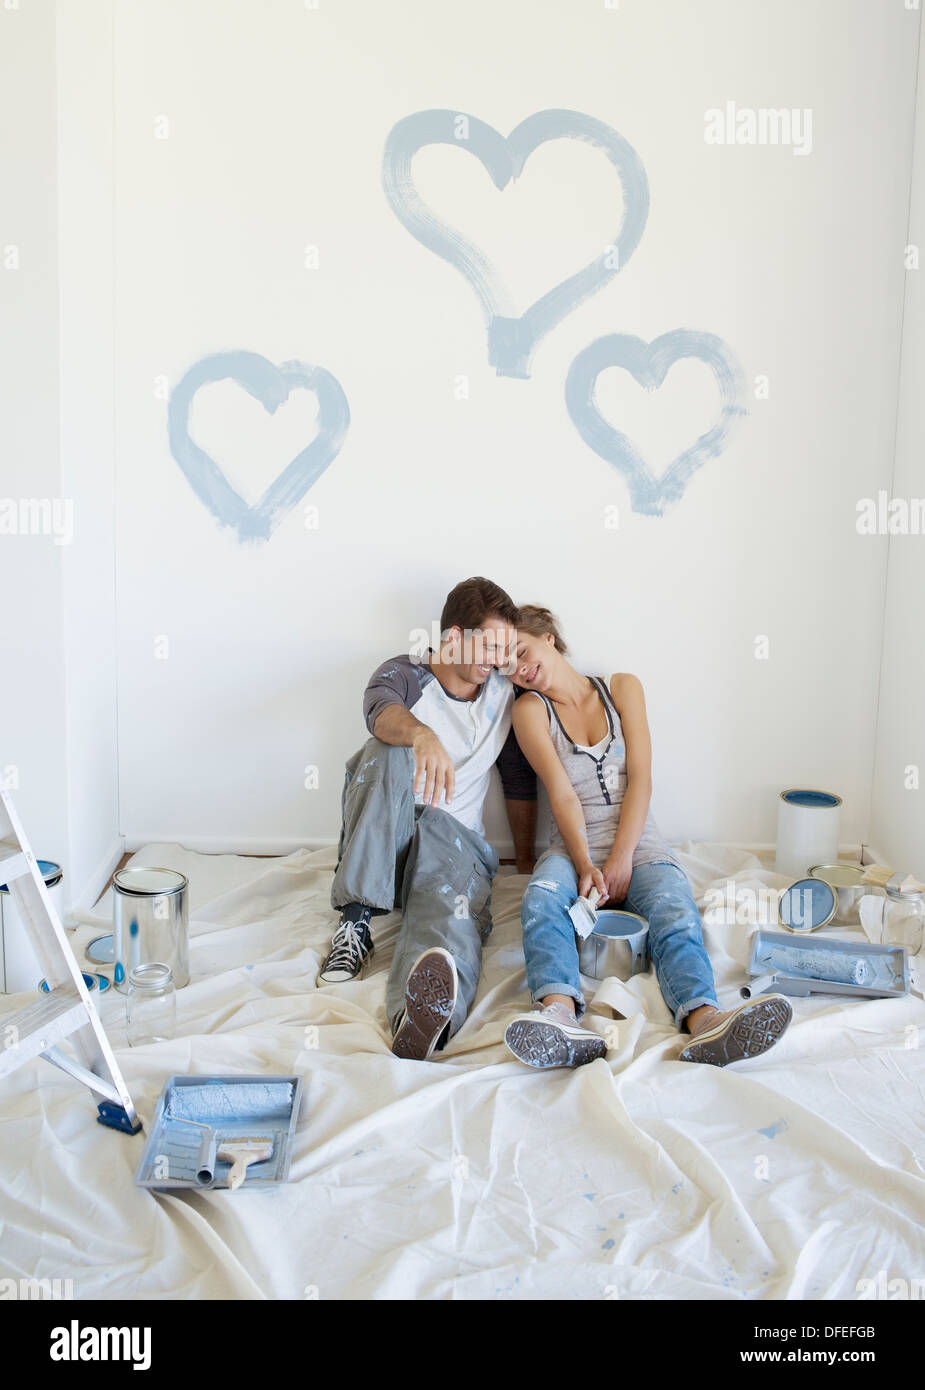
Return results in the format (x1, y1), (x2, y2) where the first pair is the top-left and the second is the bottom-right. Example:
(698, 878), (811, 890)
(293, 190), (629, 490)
(808, 863), (865, 925)
(577, 909), (649, 982)
(113, 867), (189, 993)
(0, 859), (63, 993)
(775, 789), (841, 878)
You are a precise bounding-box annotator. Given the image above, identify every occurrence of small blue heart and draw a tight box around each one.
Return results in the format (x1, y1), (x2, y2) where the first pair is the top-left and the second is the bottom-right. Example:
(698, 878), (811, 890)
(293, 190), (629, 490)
(565, 329), (747, 515)
(168, 350), (350, 541)
(383, 109), (649, 379)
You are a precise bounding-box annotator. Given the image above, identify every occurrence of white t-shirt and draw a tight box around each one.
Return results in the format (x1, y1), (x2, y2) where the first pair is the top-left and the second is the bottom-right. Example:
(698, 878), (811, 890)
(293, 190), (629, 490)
(362, 653), (535, 837)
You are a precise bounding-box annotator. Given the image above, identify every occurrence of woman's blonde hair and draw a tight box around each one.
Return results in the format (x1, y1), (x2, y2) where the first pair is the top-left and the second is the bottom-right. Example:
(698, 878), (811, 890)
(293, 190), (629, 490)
(516, 604), (568, 654)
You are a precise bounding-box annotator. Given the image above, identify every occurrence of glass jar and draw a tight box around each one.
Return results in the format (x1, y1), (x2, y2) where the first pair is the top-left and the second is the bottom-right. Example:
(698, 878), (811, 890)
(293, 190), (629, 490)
(881, 889), (924, 957)
(126, 962), (176, 1046)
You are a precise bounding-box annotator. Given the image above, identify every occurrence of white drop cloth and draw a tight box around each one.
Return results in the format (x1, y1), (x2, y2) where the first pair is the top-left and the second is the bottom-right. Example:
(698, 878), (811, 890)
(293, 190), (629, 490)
(1, 842), (923, 1300)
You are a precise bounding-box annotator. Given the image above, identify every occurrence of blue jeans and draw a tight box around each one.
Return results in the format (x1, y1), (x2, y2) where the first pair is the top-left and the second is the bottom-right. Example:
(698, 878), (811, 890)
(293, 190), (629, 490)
(521, 854), (718, 1028)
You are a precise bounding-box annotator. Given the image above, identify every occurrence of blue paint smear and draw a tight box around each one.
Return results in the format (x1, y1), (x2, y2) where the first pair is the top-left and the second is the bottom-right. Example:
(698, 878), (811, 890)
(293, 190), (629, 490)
(382, 109), (649, 379)
(602, 1238), (615, 1250)
(565, 328), (747, 515)
(583, 1192), (596, 1202)
(757, 1119), (789, 1140)
(167, 350), (350, 542)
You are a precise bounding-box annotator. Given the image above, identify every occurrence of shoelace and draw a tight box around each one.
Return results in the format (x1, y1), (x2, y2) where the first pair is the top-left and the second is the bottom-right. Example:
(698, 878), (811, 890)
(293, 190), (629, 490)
(326, 920), (371, 970)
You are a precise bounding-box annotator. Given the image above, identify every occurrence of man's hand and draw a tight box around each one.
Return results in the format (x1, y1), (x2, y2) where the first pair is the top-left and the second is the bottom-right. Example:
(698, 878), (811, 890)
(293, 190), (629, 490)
(577, 863), (609, 906)
(412, 728), (455, 808)
(601, 847), (634, 905)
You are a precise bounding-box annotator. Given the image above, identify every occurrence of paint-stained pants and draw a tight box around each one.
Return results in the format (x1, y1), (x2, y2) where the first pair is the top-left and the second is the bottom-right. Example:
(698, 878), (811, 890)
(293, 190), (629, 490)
(330, 738), (498, 1044)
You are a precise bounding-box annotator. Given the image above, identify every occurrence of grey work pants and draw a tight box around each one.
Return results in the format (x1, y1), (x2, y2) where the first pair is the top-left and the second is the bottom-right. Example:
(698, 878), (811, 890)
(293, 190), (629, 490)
(330, 738), (498, 1043)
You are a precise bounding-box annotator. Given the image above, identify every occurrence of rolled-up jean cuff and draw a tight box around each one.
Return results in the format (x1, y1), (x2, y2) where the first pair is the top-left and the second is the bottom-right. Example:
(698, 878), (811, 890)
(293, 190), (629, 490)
(676, 995), (718, 1031)
(533, 982), (586, 1019)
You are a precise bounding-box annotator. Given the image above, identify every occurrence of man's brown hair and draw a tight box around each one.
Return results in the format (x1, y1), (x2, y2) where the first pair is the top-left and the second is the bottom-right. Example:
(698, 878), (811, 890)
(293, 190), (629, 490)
(440, 576), (518, 636)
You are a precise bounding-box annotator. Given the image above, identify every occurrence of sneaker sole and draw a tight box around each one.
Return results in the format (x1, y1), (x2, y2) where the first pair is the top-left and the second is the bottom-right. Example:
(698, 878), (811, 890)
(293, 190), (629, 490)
(678, 996), (793, 1066)
(504, 1017), (607, 1070)
(391, 951), (457, 1061)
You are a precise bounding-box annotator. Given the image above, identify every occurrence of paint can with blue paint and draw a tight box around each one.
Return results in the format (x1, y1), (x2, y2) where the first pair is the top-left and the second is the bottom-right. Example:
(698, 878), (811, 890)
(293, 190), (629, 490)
(774, 788), (841, 878)
(112, 867), (189, 993)
(578, 909), (649, 981)
(0, 859), (63, 993)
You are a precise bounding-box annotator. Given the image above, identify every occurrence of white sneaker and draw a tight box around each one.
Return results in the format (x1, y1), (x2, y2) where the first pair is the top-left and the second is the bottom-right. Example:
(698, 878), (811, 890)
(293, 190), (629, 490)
(504, 1001), (607, 1070)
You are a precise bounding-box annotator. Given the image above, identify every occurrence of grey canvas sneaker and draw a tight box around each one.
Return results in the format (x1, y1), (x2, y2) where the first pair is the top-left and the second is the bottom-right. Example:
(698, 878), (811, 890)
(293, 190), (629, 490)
(504, 1000), (607, 1070)
(678, 994), (792, 1066)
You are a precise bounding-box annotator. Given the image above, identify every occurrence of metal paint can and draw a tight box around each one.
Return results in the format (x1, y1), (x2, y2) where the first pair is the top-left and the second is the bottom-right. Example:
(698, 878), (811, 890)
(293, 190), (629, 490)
(775, 788), (842, 878)
(0, 859), (63, 993)
(577, 909), (649, 982)
(808, 863), (865, 925)
(778, 876), (837, 933)
(112, 867), (189, 993)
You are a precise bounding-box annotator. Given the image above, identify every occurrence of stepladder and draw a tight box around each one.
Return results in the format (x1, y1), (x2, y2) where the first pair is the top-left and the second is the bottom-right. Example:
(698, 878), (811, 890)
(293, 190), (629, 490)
(0, 788), (141, 1134)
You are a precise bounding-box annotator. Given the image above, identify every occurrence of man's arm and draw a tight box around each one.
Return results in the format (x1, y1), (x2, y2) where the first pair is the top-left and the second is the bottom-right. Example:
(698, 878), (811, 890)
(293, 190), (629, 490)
(372, 703), (455, 808)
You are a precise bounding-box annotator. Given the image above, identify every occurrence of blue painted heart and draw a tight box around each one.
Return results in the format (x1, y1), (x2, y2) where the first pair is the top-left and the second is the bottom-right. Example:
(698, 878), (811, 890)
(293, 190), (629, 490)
(167, 350), (350, 542)
(382, 109), (649, 380)
(565, 329), (747, 515)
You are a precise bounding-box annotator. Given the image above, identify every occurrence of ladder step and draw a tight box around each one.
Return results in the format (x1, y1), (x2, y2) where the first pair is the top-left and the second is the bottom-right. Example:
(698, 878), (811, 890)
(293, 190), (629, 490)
(0, 847), (31, 886)
(0, 991), (88, 1079)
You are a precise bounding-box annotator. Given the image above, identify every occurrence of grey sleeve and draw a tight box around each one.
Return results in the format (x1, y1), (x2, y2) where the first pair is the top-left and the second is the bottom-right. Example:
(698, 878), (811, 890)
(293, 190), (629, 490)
(363, 655), (426, 735)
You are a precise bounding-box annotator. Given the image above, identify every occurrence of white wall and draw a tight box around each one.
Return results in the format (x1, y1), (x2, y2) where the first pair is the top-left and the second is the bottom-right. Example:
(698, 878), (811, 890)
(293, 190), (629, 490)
(5, 2), (920, 874)
(871, 7), (925, 882)
(0, 0), (121, 941)
(0, 0), (69, 876)
(108, 0), (917, 853)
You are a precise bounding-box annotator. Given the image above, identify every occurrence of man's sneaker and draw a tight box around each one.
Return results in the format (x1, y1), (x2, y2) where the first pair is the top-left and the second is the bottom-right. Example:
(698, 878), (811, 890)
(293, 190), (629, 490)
(391, 948), (458, 1061)
(504, 1001), (607, 1070)
(678, 994), (792, 1066)
(317, 913), (374, 984)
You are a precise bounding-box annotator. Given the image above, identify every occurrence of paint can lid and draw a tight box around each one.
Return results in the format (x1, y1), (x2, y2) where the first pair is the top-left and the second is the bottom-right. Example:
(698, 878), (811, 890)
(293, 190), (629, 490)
(85, 933), (114, 965)
(779, 877), (837, 932)
(808, 863), (865, 888)
(780, 788), (842, 809)
(113, 867), (187, 896)
(0, 858), (62, 892)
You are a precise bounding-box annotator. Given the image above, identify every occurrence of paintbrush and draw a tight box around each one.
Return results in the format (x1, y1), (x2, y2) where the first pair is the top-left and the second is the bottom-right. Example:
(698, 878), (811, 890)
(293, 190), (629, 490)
(217, 1136), (274, 1190)
(860, 865), (925, 894)
(568, 886), (601, 939)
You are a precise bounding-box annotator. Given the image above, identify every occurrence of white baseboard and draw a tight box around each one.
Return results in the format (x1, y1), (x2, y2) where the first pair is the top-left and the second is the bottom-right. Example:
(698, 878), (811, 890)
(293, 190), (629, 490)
(120, 835), (867, 863)
(64, 834), (125, 922)
(122, 833), (335, 856)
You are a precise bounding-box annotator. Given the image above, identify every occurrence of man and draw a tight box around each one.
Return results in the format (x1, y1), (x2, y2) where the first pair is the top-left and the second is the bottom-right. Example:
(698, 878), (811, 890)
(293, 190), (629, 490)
(319, 577), (537, 1061)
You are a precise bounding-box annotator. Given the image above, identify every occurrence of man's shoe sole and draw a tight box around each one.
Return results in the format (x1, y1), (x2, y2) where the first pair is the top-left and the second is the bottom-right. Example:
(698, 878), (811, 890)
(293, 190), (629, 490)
(391, 950), (457, 1060)
(678, 995), (793, 1066)
(504, 1017), (607, 1070)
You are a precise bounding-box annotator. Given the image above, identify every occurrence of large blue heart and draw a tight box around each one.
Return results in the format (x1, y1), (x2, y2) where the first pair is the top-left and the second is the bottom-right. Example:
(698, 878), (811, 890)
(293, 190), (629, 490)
(167, 351), (350, 542)
(565, 329), (747, 515)
(383, 109), (649, 379)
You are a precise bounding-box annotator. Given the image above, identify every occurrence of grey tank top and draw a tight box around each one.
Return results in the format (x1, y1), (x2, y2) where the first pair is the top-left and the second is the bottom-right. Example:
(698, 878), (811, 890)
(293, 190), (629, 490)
(529, 676), (683, 871)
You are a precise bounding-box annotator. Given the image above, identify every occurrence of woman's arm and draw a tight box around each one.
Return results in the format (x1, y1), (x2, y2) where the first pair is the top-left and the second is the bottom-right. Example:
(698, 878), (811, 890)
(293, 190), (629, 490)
(601, 673), (654, 901)
(513, 696), (609, 903)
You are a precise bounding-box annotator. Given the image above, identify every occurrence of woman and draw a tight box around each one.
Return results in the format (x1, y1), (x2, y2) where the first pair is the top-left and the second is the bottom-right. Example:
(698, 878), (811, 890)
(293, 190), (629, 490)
(503, 606), (792, 1070)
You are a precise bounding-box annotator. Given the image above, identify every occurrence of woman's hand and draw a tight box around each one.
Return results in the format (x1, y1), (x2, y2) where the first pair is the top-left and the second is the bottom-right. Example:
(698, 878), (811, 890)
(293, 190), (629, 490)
(601, 847), (634, 905)
(578, 863), (609, 907)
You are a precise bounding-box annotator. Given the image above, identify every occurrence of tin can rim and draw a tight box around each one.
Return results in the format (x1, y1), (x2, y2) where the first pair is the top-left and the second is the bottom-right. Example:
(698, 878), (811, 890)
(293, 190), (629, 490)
(113, 866), (188, 896)
(779, 787), (843, 809)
